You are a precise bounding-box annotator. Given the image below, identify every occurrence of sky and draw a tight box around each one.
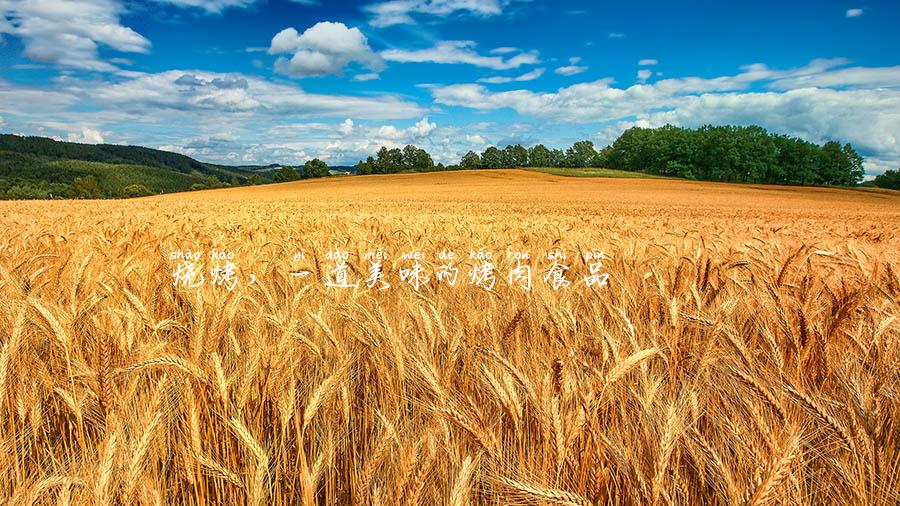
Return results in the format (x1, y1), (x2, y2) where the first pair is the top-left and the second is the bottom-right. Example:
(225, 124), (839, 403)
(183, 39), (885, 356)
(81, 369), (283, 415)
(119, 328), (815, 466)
(0, 0), (899, 175)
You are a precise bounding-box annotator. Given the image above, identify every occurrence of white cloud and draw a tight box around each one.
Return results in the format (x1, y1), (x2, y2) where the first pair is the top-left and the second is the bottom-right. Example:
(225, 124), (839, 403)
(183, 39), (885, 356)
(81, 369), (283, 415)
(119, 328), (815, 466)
(607, 32), (625, 38)
(638, 59), (658, 66)
(0, 0), (150, 71)
(19, 70), (424, 120)
(366, 0), (518, 27)
(354, 72), (381, 81)
(7, 103), (462, 167)
(269, 22), (384, 78)
(150, 0), (255, 12)
(637, 69), (652, 83)
(768, 65), (900, 90)
(0, 72), (427, 169)
(478, 68), (545, 84)
(846, 8), (863, 17)
(556, 65), (586, 76)
(381, 41), (539, 69)
(67, 127), (105, 144)
(407, 116), (436, 137)
(490, 47), (518, 54)
(555, 57), (587, 76)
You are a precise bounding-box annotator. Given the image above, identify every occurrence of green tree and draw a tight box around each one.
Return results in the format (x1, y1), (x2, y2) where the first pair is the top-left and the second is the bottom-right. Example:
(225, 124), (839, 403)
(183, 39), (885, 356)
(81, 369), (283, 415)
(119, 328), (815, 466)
(248, 174), (263, 185)
(480, 146), (504, 169)
(206, 175), (223, 189)
(873, 169), (900, 189)
(120, 184), (152, 198)
(528, 144), (551, 167)
(842, 144), (865, 185)
(356, 156), (376, 175)
(230, 175), (240, 187)
(6, 183), (46, 199)
(303, 159), (330, 179)
(503, 144), (528, 167)
(71, 175), (102, 199)
(592, 146), (611, 168)
(401, 145), (420, 170)
(273, 166), (300, 183)
(460, 151), (481, 169)
(818, 141), (848, 185)
(399, 145), (434, 171)
(565, 140), (597, 168)
(374, 147), (403, 173)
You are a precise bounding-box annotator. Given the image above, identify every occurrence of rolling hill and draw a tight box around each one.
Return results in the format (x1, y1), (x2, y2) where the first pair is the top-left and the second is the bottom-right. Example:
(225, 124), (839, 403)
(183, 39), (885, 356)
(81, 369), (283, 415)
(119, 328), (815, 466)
(0, 134), (279, 199)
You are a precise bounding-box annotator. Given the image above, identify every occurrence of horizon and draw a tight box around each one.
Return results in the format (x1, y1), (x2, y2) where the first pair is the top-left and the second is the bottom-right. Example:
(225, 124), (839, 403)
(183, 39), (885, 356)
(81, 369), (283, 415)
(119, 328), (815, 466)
(1, 0), (899, 176)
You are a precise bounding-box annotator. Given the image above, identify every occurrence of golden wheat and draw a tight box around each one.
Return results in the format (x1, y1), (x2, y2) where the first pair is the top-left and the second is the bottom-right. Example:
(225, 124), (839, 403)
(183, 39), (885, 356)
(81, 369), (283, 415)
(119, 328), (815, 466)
(0, 169), (898, 504)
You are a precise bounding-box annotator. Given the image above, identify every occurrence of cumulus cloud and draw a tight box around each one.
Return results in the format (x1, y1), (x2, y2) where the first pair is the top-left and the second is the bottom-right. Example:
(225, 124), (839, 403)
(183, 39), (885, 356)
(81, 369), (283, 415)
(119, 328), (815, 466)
(0, 0), (150, 71)
(269, 22), (384, 78)
(478, 68), (545, 84)
(555, 57), (587, 76)
(846, 8), (863, 17)
(407, 116), (436, 137)
(338, 118), (354, 135)
(638, 59), (658, 66)
(431, 59), (900, 173)
(67, 127), (105, 144)
(0, 70), (422, 123)
(637, 69), (652, 83)
(381, 41), (539, 70)
(366, 0), (519, 27)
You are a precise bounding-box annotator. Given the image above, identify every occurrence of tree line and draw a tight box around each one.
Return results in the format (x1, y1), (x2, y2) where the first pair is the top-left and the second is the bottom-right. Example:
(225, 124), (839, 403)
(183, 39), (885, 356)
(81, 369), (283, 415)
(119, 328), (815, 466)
(355, 146), (440, 174)
(357, 124), (869, 186)
(873, 169), (900, 190)
(602, 125), (864, 185)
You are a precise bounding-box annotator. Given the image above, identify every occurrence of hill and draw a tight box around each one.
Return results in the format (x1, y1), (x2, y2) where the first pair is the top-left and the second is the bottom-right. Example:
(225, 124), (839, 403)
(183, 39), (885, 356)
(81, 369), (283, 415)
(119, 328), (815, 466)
(0, 134), (277, 199)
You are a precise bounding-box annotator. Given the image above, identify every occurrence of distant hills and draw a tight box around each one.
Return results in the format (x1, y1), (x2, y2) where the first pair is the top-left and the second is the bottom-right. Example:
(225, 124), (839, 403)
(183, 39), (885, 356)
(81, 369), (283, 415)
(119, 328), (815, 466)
(0, 134), (280, 199)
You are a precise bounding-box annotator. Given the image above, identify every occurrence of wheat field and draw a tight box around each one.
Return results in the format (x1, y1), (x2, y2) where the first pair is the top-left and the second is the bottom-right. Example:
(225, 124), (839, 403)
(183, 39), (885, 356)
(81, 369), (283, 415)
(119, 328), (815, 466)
(1, 169), (899, 505)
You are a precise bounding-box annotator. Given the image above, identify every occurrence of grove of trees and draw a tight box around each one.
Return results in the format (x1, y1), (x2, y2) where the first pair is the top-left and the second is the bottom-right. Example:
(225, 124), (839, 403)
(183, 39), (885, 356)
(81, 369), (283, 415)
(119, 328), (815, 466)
(603, 125), (865, 185)
(271, 166), (299, 183)
(459, 140), (604, 170)
(271, 159), (331, 183)
(355, 145), (437, 174)
(302, 159), (330, 179)
(873, 169), (900, 190)
(453, 125), (866, 185)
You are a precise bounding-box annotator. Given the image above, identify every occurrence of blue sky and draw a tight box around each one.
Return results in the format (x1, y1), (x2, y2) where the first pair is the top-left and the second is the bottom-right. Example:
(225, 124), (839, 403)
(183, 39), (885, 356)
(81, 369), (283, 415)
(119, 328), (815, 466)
(1, 0), (898, 175)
